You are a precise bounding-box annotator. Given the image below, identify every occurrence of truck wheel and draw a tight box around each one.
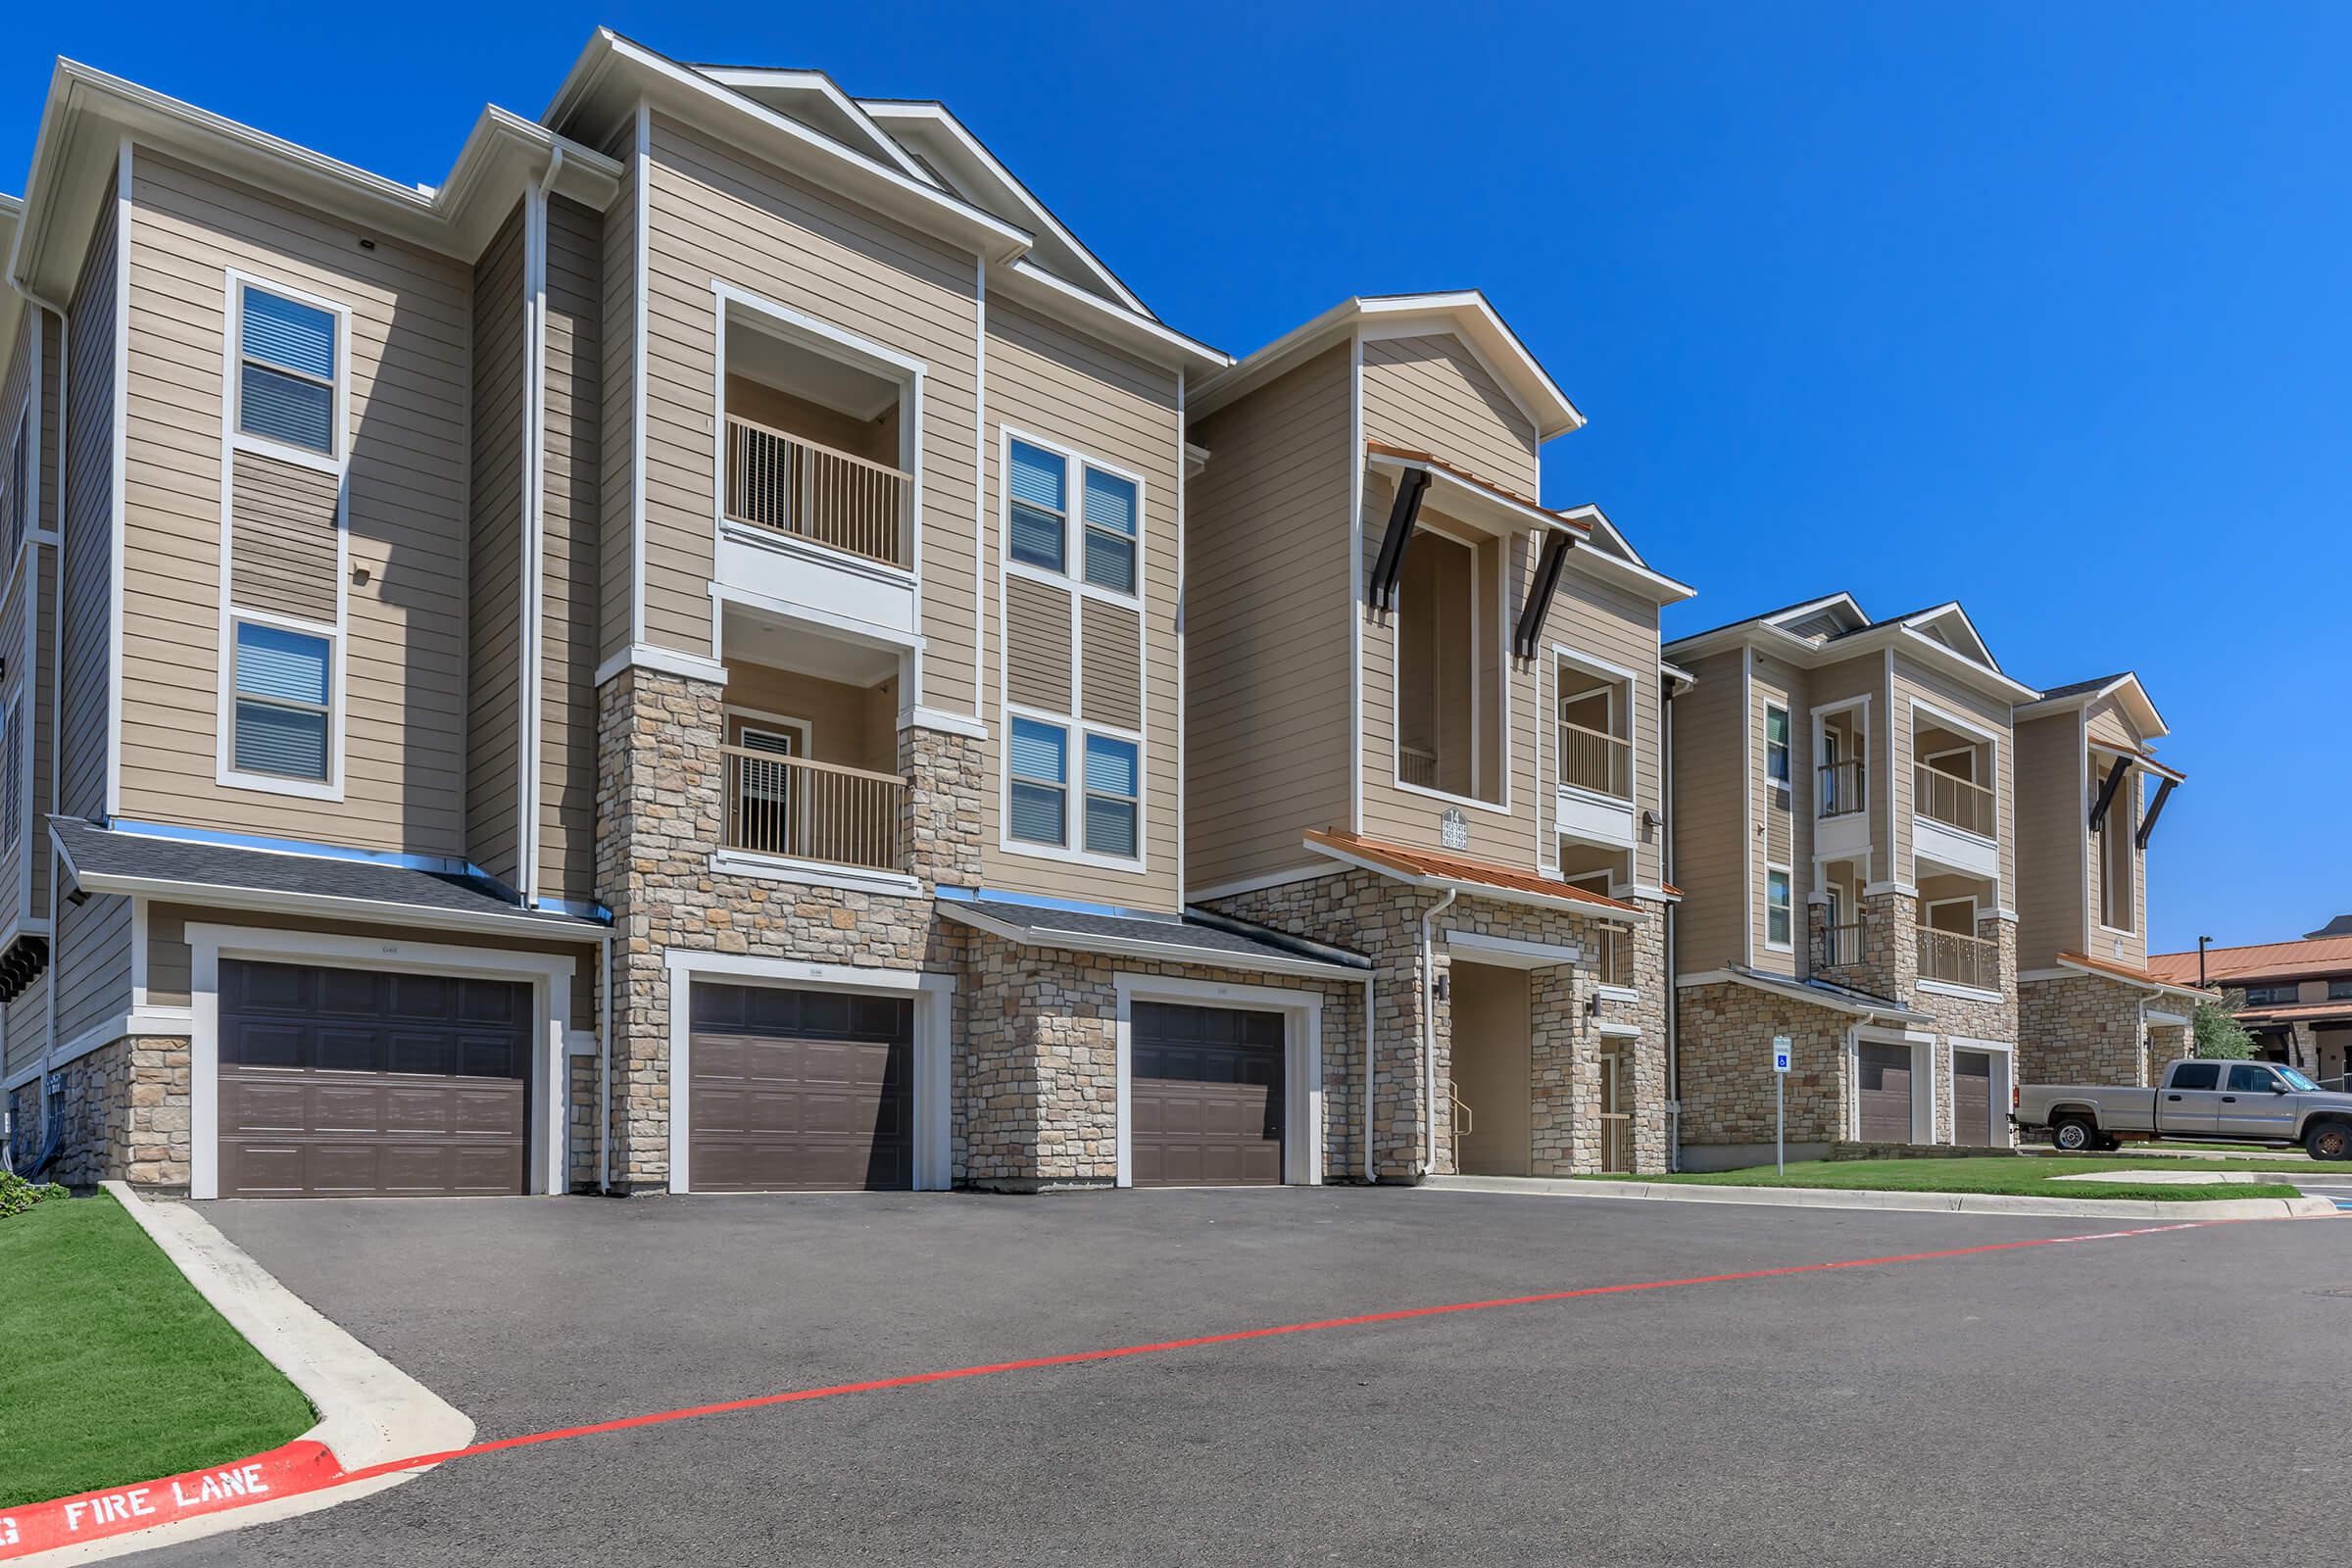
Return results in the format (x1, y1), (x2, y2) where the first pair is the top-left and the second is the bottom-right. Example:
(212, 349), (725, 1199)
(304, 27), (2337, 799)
(2306, 1121), (2352, 1162)
(2051, 1115), (2096, 1152)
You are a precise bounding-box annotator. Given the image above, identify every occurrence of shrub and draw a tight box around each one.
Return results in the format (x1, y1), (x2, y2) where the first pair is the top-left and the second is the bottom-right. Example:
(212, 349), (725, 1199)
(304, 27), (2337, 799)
(2192, 1001), (2256, 1060)
(0, 1171), (68, 1219)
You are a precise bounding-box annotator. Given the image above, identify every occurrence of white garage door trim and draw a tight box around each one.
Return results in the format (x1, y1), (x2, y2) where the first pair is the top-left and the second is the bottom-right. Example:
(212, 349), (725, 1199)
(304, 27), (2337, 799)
(1946, 1034), (2017, 1148)
(662, 951), (955, 1194)
(186, 924), (578, 1201)
(1854, 1024), (1936, 1144)
(1111, 972), (1324, 1190)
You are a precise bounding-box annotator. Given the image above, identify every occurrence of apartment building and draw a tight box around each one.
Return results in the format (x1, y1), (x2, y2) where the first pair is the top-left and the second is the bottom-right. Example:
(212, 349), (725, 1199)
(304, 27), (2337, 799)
(1183, 298), (1696, 1179)
(1662, 595), (2039, 1167)
(0, 33), (1398, 1200)
(2150, 930), (2352, 1085)
(2012, 673), (2208, 1087)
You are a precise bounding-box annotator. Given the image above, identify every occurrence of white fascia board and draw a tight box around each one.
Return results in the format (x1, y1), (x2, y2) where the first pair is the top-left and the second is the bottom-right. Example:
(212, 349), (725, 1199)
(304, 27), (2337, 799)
(989, 258), (1229, 374)
(9, 62), (620, 297)
(1556, 525), (1698, 605)
(64, 868), (602, 944)
(1899, 601), (1998, 669)
(860, 99), (1153, 319)
(934, 904), (1361, 980)
(695, 68), (937, 185)
(546, 31), (1032, 265)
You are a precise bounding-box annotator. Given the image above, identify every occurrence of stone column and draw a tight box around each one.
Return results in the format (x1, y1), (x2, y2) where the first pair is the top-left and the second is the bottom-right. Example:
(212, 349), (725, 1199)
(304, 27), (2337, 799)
(899, 724), (985, 892)
(1627, 911), (1671, 1173)
(2289, 1020), (2321, 1075)
(1855, 889), (1919, 1000)
(595, 663), (727, 1194)
(1529, 963), (1597, 1175)
(1806, 895), (1830, 977)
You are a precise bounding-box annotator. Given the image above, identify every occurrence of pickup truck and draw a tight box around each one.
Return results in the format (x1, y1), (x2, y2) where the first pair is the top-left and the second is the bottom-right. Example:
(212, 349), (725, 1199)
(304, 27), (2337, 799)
(2015, 1059), (2352, 1158)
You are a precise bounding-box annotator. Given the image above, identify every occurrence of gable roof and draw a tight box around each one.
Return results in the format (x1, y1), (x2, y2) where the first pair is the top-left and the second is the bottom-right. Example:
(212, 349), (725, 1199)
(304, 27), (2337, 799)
(1190, 291), (1585, 440)
(2016, 670), (2168, 740)
(1665, 592), (2036, 703)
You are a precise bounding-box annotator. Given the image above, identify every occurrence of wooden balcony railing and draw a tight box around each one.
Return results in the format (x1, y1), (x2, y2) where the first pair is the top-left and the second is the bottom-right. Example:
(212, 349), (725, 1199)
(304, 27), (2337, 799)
(1599, 1112), (1633, 1175)
(1821, 920), (1865, 968)
(723, 415), (911, 570)
(1557, 718), (1634, 799)
(1916, 924), (2000, 991)
(1818, 759), (1865, 819)
(722, 747), (906, 873)
(1913, 764), (1995, 837)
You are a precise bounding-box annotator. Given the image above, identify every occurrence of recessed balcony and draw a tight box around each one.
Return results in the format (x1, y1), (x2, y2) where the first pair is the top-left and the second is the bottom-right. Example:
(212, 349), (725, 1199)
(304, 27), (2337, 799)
(1916, 924), (2000, 991)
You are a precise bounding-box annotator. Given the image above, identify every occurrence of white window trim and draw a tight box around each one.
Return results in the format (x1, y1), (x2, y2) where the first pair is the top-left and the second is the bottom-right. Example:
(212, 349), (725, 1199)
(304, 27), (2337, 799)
(1, 396), (34, 603)
(2093, 763), (2138, 937)
(1111, 971), (1324, 1189)
(663, 949), (955, 1194)
(1386, 517), (1512, 815)
(995, 423), (1150, 874)
(215, 269), (351, 803)
(0, 693), (21, 854)
(707, 280), (929, 677)
(1905, 696), (2001, 846)
(1764, 862), (1794, 953)
(1764, 702), (1792, 789)
(1549, 643), (1642, 815)
(186, 924), (578, 1200)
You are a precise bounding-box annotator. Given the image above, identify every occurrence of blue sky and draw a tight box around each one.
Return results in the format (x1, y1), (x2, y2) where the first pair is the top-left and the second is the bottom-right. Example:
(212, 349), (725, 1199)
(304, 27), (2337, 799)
(4, 2), (2343, 953)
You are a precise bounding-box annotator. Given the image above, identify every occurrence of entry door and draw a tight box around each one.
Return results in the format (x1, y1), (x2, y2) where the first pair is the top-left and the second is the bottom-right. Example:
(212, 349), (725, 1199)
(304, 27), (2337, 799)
(1857, 1044), (1913, 1143)
(1952, 1051), (1994, 1147)
(2213, 1062), (2297, 1140)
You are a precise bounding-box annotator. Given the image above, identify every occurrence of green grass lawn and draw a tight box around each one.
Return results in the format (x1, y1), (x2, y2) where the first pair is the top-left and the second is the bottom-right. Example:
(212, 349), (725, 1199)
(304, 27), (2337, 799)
(1581, 1154), (2309, 1203)
(0, 1192), (315, 1509)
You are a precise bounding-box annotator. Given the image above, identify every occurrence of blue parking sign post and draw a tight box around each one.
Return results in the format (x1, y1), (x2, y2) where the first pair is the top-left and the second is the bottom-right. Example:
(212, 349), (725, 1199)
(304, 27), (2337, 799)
(1772, 1036), (1792, 1175)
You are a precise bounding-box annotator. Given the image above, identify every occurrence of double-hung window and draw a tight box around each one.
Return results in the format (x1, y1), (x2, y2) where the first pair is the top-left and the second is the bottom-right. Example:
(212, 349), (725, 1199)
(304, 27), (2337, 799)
(236, 285), (338, 457)
(1082, 735), (1139, 858)
(5, 409), (26, 565)
(0, 698), (20, 853)
(1765, 706), (1791, 786)
(1765, 867), (1792, 949)
(1008, 717), (1068, 847)
(1007, 440), (1066, 571)
(231, 620), (332, 782)
(1081, 468), (1138, 593)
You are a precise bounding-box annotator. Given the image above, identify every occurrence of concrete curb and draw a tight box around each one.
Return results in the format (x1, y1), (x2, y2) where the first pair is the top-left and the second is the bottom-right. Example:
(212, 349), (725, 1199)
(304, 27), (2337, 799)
(1421, 1173), (2339, 1220)
(36, 1185), (478, 1562)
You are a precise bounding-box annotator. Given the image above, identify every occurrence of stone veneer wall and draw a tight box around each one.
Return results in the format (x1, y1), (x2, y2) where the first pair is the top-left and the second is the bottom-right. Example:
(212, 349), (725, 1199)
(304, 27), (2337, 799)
(15, 1036), (192, 1190)
(951, 926), (1362, 1192)
(1205, 870), (1667, 1177)
(594, 664), (982, 1192)
(1674, 983), (1852, 1148)
(2018, 972), (2148, 1086)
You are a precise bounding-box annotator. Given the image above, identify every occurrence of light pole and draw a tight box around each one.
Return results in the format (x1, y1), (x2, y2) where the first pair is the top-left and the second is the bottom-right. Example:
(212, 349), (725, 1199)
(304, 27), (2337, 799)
(2198, 934), (2213, 988)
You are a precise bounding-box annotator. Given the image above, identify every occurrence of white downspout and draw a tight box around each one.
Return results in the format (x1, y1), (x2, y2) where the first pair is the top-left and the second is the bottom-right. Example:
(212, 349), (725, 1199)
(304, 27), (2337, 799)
(597, 928), (612, 1193)
(1419, 885), (1457, 1177)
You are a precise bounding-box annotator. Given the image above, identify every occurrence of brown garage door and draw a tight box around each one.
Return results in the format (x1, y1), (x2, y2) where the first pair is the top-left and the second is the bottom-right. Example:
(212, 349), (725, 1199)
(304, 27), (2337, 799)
(1953, 1051), (1994, 1147)
(1131, 1002), (1284, 1186)
(218, 959), (530, 1199)
(688, 984), (911, 1192)
(1857, 1043), (1913, 1145)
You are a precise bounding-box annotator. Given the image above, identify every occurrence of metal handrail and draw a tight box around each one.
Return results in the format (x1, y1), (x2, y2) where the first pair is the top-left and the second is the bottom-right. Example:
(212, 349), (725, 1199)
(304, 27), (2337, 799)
(723, 415), (912, 569)
(1556, 716), (1634, 798)
(1915, 923), (1999, 990)
(1821, 920), (1865, 967)
(1818, 759), (1866, 818)
(1913, 763), (1995, 836)
(721, 747), (907, 872)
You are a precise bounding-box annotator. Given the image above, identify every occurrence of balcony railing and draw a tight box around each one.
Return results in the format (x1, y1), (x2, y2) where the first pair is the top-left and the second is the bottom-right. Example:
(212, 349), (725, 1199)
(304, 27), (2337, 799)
(722, 747), (906, 873)
(1599, 1112), (1633, 1175)
(1913, 764), (1995, 837)
(1400, 744), (1439, 792)
(1916, 924), (2000, 991)
(1818, 759), (1865, 819)
(1557, 718), (1633, 799)
(723, 415), (912, 570)
(1821, 920), (1865, 968)
(1593, 926), (1635, 988)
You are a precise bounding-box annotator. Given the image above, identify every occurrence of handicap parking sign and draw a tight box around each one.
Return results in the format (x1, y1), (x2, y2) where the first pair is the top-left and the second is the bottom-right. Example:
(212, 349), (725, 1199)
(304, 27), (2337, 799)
(1772, 1036), (1791, 1074)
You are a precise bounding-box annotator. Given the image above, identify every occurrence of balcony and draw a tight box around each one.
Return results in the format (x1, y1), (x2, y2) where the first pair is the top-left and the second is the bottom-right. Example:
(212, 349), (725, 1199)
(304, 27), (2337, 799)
(1916, 924), (2000, 991)
(1817, 759), (1865, 819)
(724, 415), (911, 571)
(722, 748), (906, 874)
(1557, 718), (1633, 800)
(1593, 925), (1635, 989)
(1821, 920), (1865, 969)
(1914, 764), (1994, 837)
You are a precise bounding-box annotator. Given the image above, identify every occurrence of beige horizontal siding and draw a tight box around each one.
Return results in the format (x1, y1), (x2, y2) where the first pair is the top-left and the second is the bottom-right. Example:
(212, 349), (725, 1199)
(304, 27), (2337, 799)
(1080, 597), (1141, 731)
(641, 115), (981, 705)
(55, 889), (130, 1048)
(120, 148), (469, 857)
(1005, 574), (1072, 712)
(1749, 654), (1799, 975)
(227, 450), (339, 623)
(598, 124), (636, 668)
(978, 298), (1181, 908)
(1538, 562), (1666, 886)
(466, 200), (527, 888)
(1182, 343), (1353, 892)
(1359, 332), (1538, 496)
(3, 970), (46, 1077)
(1669, 648), (1746, 973)
(2013, 712), (2082, 970)
(59, 172), (116, 825)
(541, 195), (604, 906)
(25, 544), (55, 921)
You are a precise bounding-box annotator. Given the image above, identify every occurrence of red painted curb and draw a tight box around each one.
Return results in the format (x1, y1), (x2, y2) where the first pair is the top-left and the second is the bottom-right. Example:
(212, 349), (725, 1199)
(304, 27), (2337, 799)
(0, 1441), (345, 1559)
